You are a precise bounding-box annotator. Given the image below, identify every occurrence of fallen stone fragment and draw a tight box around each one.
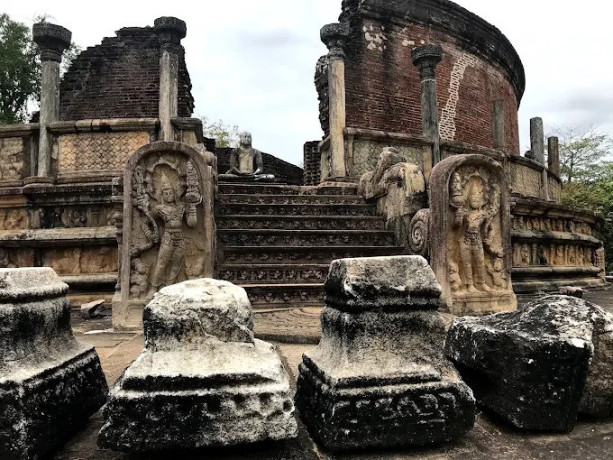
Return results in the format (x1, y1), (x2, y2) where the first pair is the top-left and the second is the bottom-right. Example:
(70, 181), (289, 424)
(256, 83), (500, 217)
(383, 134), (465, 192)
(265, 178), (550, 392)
(445, 295), (613, 432)
(559, 286), (584, 298)
(296, 256), (475, 452)
(81, 299), (106, 319)
(0, 268), (108, 460)
(98, 278), (297, 453)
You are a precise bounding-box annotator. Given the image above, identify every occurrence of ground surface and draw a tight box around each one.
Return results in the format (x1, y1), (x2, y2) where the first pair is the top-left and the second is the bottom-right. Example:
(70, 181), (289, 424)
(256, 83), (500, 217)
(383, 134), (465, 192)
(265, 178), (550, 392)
(53, 286), (613, 459)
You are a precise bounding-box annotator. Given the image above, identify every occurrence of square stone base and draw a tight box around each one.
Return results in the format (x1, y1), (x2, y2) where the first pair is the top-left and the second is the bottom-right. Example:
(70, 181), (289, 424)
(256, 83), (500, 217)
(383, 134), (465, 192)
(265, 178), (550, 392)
(111, 297), (146, 331)
(295, 357), (475, 452)
(0, 349), (108, 459)
(98, 381), (297, 452)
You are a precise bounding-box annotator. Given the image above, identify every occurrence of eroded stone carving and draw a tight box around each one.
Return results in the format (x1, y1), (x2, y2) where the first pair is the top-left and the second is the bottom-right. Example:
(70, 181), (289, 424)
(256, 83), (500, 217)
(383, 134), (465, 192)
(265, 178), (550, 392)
(114, 141), (215, 330)
(219, 132), (275, 182)
(295, 256), (475, 451)
(99, 278), (297, 452)
(430, 154), (516, 315)
(0, 268), (108, 458)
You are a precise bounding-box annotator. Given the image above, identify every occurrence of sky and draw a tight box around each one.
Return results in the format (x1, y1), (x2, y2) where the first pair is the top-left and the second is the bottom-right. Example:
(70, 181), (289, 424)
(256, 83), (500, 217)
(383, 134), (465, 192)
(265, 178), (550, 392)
(5, 0), (613, 166)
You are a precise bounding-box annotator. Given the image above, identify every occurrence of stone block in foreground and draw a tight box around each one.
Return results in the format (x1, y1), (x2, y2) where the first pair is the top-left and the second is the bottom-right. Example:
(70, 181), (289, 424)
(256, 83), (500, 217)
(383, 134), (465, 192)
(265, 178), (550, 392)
(0, 268), (108, 460)
(445, 295), (613, 432)
(296, 256), (475, 452)
(98, 278), (297, 453)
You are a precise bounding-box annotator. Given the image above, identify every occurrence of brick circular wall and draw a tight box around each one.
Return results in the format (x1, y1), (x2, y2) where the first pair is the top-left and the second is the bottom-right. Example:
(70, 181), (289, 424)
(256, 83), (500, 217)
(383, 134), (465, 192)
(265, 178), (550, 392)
(329, 0), (525, 154)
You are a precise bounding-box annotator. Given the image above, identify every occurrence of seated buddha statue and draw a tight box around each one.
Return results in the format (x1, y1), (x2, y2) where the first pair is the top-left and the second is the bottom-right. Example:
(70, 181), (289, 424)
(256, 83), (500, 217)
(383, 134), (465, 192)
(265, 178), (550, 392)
(219, 132), (275, 182)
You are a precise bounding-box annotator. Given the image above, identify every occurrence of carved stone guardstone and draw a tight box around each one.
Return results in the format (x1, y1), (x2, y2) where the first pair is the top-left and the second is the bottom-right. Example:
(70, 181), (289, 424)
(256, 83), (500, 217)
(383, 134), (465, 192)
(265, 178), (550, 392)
(113, 141), (215, 330)
(295, 256), (475, 452)
(99, 278), (297, 452)
(445, 295), (613, 432)
(0, 268), (108, 459)
(430, 154), (517, 315)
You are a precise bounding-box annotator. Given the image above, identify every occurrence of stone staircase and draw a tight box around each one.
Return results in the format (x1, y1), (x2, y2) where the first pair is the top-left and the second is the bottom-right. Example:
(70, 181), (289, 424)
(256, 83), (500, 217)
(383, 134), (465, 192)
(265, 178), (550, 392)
(216, 183), (405, 309)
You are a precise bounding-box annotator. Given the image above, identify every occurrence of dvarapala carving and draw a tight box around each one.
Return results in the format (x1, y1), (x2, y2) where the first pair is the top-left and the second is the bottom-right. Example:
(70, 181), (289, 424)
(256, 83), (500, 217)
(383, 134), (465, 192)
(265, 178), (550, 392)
(430, 154), (517, 315)
(119, 142), (214, 305)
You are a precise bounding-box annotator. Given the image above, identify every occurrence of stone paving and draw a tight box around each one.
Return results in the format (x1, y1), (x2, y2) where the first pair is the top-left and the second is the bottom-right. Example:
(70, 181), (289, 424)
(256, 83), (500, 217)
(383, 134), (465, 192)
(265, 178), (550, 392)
(53, 286), (613, 459)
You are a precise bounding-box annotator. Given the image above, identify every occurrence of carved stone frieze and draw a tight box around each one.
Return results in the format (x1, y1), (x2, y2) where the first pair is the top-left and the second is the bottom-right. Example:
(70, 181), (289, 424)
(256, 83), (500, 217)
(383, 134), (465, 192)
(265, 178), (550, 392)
(0, 209), (28, 230)
(430, 154), (516, 315)
(511, 163), (542, 198)
(37, 205), (114, 229)
(0, 137), (25, 182)
(218, 204), (376, 217)
(217, 217), (383, 231)
(218, 265), (328, 284)
(218, 231), (395, 247)
(58, 131), (150, 174)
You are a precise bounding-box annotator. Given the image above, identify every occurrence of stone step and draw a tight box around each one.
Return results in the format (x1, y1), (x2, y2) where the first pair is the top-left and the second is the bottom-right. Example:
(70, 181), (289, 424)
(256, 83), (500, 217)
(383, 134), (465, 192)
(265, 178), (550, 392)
(217, 203), (377, 217)
(217, 230), (396, 247)
(218, 264), (329, 285)
(217, 215), (386, 231)
(241, 283), (325, 309)
(218, 193), (366, 205)
(219, 245), (407, 265)
(218, 183), (358, 196)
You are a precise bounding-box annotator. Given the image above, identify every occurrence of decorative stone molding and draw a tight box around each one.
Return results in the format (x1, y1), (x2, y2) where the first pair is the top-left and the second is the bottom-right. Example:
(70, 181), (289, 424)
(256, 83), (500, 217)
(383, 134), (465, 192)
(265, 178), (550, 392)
(32, 22), (71, 62)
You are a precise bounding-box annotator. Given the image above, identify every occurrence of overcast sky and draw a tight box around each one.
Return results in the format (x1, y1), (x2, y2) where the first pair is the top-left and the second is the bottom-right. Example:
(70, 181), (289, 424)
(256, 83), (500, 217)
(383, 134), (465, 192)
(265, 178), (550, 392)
(5, 0), (613, 166)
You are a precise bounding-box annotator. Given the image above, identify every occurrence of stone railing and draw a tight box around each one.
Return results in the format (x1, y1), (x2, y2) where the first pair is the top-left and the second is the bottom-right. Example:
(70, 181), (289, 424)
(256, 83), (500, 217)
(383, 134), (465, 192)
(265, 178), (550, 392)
(509, 155), (561, 203)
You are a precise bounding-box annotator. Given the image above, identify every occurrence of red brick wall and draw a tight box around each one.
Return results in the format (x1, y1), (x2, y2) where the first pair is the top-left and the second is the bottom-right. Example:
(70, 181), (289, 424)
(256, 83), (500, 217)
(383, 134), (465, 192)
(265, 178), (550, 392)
(341, 18), (520, 154)
(60, 26), (193, 120)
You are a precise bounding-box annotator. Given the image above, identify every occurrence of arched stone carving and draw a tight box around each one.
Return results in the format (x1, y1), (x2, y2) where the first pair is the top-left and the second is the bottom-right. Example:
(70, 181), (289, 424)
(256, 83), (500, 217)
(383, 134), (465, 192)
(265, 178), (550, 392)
(430, 154), (516, 315)
(114, 141), (215, 330)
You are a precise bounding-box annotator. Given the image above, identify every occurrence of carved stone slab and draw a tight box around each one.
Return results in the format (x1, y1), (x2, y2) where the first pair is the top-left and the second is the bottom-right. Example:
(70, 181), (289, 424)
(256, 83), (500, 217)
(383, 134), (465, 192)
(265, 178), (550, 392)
(430, 154), (517, 315)
(99, 278), (297, 452)
(295, 256), (475, 451)
(0, 268), (108, 459)
(113, 141), (215, 330)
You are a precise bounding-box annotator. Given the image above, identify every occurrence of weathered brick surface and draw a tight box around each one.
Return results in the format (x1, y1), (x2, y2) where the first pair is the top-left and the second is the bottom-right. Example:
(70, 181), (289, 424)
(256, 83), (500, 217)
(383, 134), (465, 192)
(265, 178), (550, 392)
(316, 0), (523, 154)
(60, 26), (193, 120)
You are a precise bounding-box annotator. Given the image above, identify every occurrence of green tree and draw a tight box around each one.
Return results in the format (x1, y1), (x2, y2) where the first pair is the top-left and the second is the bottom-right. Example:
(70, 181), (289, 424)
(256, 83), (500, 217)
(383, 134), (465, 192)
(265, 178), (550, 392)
(0, 14), (81, 125)
(552, 126), (612, 183)
(0, 13), (39, 124)
(201, 116), (240, 148)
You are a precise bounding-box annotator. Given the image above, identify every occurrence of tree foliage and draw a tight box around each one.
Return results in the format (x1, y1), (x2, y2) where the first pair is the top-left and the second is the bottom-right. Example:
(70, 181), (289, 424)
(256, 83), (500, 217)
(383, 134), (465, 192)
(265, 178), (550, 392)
(0, 14), (81, 125)
(552, 126), (612, 183)
(201, 116), (240, 148)
(0, 13), (39, 124)
(557, 127), (613, 272)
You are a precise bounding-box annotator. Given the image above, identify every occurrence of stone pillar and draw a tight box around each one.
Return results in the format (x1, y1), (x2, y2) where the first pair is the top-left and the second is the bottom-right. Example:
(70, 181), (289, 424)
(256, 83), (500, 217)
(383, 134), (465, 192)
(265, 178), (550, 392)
(530, 117), (549, 200)
(530, 117), (545, 165)
(320, 22), (349, 180)
(548, 136), (560, 176)
(155, 17), (186, 142)
(412, 45), (443, 166)
(32, 22), (71, 180)
(493, 100), (506, 150)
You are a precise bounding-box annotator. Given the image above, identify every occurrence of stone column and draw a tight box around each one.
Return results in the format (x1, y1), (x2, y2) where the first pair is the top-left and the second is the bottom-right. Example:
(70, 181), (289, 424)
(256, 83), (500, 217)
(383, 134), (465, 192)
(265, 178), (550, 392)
(530, 117), (545, 165)
(412, 45), (443, 166)
(493, 100), (506, 150)
(320, 22), (349, 180)
(548, 136), (560, 176)
(32, 22), (71, 180)
(155, 17), (186, 142)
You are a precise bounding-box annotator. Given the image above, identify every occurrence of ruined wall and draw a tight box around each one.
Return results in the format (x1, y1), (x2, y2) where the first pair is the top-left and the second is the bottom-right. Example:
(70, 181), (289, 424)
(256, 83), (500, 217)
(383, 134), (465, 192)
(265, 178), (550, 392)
(60, 26), (194, 120)
(321, 0), (524, 154)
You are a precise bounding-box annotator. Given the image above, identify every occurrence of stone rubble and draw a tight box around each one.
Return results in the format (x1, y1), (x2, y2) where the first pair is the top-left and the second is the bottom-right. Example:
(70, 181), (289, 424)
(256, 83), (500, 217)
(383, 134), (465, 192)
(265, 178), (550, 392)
(295, 256), (475, 452)
(445, 295), (613, 432)
(0, 268), (108, 459)
(98, 278), (297, 453)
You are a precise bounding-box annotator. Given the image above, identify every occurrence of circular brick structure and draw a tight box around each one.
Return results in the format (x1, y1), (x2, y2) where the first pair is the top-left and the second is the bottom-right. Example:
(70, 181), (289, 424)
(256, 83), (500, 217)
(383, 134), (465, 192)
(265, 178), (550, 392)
(319, 0), (525, 154)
